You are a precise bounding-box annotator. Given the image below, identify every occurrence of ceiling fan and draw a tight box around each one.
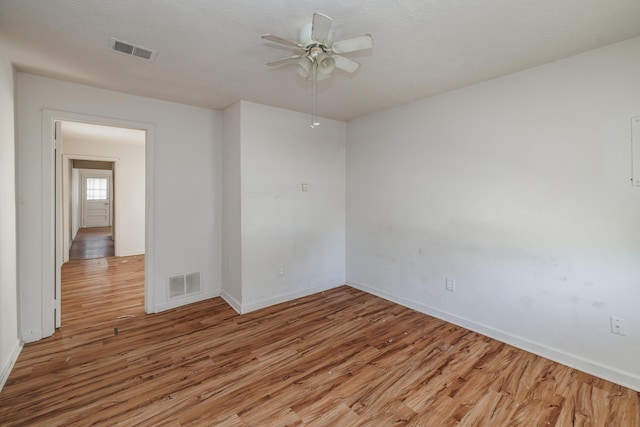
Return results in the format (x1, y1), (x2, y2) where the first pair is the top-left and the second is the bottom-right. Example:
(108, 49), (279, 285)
(262, 12), (373, 81)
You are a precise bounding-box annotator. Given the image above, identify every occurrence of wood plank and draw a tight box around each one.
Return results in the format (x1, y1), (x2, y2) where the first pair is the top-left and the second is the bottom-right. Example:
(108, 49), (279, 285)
(69, 226), (114, 259)
(0, 255), (638, 425)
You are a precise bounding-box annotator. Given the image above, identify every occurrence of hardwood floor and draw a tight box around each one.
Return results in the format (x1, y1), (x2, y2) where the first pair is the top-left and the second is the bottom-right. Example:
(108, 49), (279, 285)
(1, 257), (638, 426)
(69, 226), (115, 260)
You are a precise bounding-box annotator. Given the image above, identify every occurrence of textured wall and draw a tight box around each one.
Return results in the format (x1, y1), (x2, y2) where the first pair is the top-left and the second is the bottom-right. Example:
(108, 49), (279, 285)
(236, 101), (346, 313)
(346, 37), (640, 390)
(0, 42), (20, 391)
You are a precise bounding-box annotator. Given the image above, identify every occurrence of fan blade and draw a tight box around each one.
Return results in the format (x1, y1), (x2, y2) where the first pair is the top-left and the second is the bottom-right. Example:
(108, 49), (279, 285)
(312, 12), (332, 43)
(332, 34), (373, 54)
(262, 34), (303, 49)
(333, 55), (360, 73)
(266, 55), (304, 66)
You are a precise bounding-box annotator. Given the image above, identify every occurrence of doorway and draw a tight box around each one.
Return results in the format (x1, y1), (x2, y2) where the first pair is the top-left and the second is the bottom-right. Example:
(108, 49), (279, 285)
(58, 120), (145, 327)
(62, 157), (119, 262)
(65, 162), (115, 261)
(42, 111), (154, 334)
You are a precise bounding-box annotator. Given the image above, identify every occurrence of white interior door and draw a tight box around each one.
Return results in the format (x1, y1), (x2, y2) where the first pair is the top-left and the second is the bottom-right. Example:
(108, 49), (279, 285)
(82, 171), (112, 227)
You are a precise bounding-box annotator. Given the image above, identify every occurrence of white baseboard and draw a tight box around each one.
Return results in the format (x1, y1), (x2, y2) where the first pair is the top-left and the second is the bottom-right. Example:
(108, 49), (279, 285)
(0, 340), (23, 392)
(153, 290), (220, 313)
(21, 328), (43, 343)
(220, 290), (241, 314)
(117, 250), (145, 257)
(240, 282), (342, 314)
(346, 280), (640, 392)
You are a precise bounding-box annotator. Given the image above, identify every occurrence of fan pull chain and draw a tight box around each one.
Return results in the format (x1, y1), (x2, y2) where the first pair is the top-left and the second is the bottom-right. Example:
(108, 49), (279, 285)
(310, 63), (315, 128)
(310, 62), (320, 129)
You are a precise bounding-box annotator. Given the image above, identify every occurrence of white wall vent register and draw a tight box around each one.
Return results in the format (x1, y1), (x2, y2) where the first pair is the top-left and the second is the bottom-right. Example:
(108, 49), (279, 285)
(168, 272), (201, 299)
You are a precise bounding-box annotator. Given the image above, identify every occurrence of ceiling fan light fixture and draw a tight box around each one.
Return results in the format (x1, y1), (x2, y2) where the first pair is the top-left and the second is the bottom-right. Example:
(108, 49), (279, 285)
(316, 53), (335, 75)
(263, 12), (373, 128)
(297, 57), (313, 78)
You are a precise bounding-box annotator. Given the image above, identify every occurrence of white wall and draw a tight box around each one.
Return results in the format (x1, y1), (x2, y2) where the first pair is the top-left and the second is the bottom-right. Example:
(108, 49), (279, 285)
(223, 101), (346, 313)
(16, 73), (222, 341)
(0, 43), (21, 391)
(346, 36), (640, 390)
(62, 123), (146, 257)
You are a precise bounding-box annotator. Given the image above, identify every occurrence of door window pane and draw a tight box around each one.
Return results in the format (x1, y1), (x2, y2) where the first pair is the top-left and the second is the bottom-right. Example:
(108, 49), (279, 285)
(86, 178), (107, 200)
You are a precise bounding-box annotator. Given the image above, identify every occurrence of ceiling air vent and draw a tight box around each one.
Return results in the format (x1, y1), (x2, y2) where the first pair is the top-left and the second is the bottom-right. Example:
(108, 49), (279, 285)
(109, 37), (157, 61)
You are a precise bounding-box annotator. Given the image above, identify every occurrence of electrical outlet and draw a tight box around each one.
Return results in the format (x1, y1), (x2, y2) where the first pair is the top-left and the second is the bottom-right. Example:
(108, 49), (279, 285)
(445, 277), (455, 292)
(278, 267), (285, 277)
(611, 316), (626, 336)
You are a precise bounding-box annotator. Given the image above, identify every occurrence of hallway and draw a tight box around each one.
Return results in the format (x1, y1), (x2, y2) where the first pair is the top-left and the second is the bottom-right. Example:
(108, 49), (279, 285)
(69, 226), (114, 259)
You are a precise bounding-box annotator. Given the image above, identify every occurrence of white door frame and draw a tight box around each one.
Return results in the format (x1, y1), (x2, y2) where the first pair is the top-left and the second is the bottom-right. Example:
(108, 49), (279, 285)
(42, 109), (155, 337)
(62, 155), (119, 262)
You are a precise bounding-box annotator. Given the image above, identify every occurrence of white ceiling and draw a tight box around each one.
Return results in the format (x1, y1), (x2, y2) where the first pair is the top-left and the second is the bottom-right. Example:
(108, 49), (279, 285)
(1, 0), (640, 122)
(61, 121), (146, 146)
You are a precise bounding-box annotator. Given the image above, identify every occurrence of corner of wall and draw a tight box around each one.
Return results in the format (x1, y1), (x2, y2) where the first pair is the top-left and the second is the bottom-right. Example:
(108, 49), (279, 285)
(239, 282), (342, 315)
(0, 41), (21, 392)
(220, 289), (241, 314)
(0, 341), (23, 392)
